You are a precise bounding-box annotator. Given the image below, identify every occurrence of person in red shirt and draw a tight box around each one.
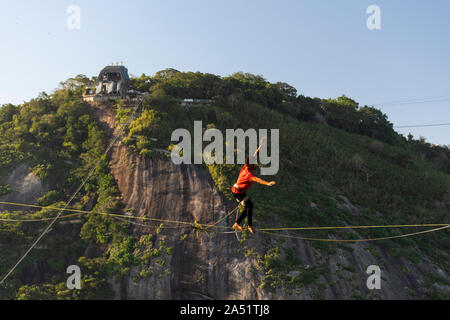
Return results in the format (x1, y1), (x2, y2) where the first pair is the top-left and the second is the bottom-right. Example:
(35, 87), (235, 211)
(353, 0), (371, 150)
(231, 139), (276, 234)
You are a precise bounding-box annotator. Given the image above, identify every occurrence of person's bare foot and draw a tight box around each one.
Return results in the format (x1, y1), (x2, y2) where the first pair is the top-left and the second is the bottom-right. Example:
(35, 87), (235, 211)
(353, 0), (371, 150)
(248, 226), (256, 234)
(233, 223), (244, 231)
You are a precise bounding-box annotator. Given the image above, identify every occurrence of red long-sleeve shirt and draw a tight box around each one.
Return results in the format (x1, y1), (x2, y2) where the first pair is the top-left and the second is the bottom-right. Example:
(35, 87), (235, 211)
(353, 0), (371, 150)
(231, 164), (255, 194)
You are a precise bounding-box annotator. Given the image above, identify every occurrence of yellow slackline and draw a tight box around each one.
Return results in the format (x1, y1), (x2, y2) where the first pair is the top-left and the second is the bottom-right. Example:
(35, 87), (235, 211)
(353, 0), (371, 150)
(258, 224), (450, 231)
(0, 200), (234, 230)
(0, 201), (193, 226)
(1, 200), (449, 242)
(112, 216), (192, 229)
(260, 226), (450, 243)
(205, 205), (240, 230)
(0, 212), (85, 222)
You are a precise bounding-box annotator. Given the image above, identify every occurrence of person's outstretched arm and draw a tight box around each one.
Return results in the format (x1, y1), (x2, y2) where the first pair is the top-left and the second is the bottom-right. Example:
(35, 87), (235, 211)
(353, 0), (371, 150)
(252, 176), (276, 187)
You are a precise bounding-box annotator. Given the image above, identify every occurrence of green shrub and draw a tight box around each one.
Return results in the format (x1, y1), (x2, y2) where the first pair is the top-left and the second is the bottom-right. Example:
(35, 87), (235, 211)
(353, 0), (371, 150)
(37, 190), (61, 206)
(0, 184), (12, 196)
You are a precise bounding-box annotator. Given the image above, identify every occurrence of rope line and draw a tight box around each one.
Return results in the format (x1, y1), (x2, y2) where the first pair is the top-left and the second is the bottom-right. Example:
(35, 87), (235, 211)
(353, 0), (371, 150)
(1, 200), (449, 251)
(260, 225), (450, 243)
(0, 213), (85, 222)
(394, 123), (450, 129)
(258, 223), (450, 232)
(0, 201), (201, 227)
(112, 216), (191, 229)
(205, 205), (240, 230)
(1, 200), (449, 232)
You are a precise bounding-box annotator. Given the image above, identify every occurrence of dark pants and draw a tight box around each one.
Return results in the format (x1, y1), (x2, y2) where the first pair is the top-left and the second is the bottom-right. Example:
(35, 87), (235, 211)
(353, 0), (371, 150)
(233, 192), (254, 227)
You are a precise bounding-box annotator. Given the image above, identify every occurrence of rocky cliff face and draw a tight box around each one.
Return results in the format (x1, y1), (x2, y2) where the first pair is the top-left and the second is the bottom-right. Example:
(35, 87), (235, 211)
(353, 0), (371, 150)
(92, 102), (450, 300)
(0, 163), (48, 212)
(93, 102), (265, 300)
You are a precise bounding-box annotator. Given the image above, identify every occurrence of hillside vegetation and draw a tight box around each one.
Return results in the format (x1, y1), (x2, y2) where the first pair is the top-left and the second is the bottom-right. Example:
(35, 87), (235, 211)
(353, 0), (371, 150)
(0, 70), (448, 299)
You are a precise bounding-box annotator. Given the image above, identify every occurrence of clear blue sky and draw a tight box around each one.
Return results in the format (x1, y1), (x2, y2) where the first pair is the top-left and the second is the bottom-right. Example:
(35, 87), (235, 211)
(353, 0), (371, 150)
(1, 0), (449, 145)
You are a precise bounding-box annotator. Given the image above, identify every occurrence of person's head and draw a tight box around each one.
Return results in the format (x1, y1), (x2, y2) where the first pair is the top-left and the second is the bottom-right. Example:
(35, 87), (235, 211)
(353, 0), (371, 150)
(245, 156), (258, 171)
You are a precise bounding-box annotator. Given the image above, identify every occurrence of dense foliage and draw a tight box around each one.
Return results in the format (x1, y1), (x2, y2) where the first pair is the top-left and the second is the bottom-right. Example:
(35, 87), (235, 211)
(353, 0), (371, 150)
(0, 69), (448, 299)
(0, 78), (133, 299)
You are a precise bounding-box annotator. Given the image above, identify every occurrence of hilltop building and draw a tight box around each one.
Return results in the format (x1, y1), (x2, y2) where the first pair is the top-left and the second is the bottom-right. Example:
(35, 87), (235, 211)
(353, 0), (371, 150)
(83, 65), (143, 102)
